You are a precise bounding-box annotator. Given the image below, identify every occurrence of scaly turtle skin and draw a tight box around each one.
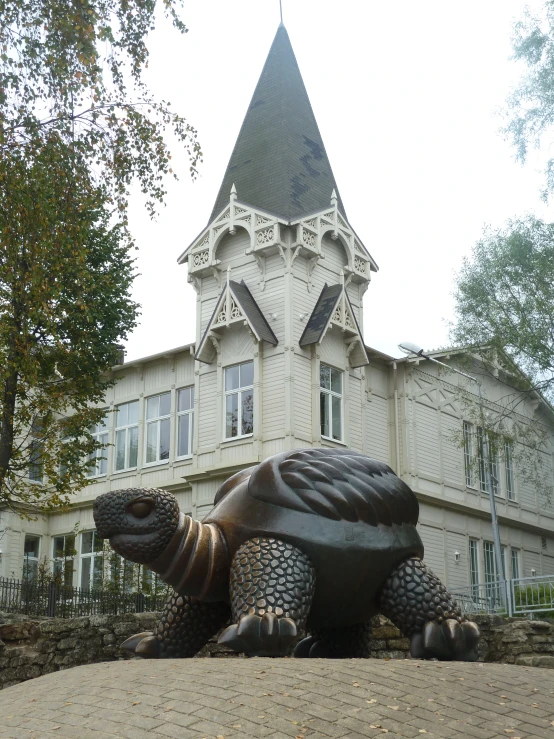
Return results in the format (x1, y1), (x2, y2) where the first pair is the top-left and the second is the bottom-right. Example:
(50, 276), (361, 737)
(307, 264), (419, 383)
(93, 448), (480, 660)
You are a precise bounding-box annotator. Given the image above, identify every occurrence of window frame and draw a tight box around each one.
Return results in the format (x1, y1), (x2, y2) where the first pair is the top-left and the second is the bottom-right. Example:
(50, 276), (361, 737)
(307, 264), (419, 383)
(52, 534), (76, 587)
(477, 426), (501, 497)
(23, 535), (41, 581)
(87, 413), (109, 478)
(28, 421), (43, 483)
(223, 361), (254, 442)
(320, 363), (344, 443)
(113, 400), (139, 473)
(144, 392), (171, 467)
(463, 421), (475, 488)
(79, 531), (104, 591)
(504, 440), (516, 501)
(176, 386), (194, 460)
(469, 538), (480, 596)
(510, 548), (521, 580)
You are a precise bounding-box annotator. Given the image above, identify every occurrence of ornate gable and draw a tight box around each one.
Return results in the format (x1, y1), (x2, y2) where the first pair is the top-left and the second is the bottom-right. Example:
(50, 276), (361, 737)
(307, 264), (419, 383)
(195, 277), (278, 364)
(299, 282), (369, 368)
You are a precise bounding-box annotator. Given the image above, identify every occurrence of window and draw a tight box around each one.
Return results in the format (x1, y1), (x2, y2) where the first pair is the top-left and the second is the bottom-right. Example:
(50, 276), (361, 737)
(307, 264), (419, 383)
(469, 539), (480, 595)
(145, 393), (170, 465)
(477, 427), (500, 496)
(28, 421), (43, 482)
(52, 535), (75, 587)
(88, 414), (109, 477)
(511, 548), (521, 580)
(320, 364), (343, 441)
(224, 361), (254, 439)
(483, 540), (497, 601)
(114, 400), (139, 471)
(23, 536), (40, 581)
(463, 421), (474, 487)
(80, 531), (104, 590)
(505, 441), (515, 501)
(177, 387), (194, 458)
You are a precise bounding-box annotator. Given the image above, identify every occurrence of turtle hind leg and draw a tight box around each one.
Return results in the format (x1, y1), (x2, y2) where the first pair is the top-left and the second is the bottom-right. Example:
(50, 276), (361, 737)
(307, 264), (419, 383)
(378, 556), (480, 662)
(219, 537), (315, 657)
(122, 590), (230, 659)
(294, 620), (372, 659)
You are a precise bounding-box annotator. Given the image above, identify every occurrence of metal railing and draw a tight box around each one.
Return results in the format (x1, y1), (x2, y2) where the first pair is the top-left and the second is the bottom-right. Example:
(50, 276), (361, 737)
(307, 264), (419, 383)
(510, 574), (554, 616)
(0, 577), (168, 618)
(450, 580), (509, 616)
(451, 574), (554, 618)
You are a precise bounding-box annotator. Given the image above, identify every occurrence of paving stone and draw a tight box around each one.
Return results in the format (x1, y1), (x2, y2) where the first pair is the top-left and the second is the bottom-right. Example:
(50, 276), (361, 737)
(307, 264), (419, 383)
(0, 658), (553, 738)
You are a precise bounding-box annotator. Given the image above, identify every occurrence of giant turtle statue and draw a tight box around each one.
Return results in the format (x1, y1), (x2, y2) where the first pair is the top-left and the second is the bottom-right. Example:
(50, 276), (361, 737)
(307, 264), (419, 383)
(93, 448), (479, 660)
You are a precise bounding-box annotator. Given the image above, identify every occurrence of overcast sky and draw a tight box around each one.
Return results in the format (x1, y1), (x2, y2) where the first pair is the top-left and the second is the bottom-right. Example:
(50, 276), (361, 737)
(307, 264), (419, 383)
(124, 0), (550, 363)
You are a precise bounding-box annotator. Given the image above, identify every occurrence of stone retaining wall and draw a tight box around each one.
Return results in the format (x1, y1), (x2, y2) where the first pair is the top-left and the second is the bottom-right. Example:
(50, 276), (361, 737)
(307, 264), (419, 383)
(0, 611), (552, 690)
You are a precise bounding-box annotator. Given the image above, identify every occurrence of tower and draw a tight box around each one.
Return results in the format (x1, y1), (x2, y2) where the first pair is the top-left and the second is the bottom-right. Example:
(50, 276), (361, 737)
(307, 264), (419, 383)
(177, 25), (378, 487)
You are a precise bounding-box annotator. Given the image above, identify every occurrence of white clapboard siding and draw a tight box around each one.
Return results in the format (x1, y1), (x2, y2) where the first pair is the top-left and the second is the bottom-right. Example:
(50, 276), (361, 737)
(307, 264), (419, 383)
(175, 356), (195, 387)
(221, 440), (256, 467)
(293, 277), (321, 344)
(112, 370), (140, 399)
(415, 402), (440, 480)
(214, 230), (250, 264)
(518, 474), (538, 510)
(8, 529), (22, 576)
(144, 362), (172, 393)
(321, 235), (349, 278)
(201, 295), (218, 328)
(221, 325), (255, 364)
(198, 370), (217, 448)
(263, 353), (286, 437)
(418, 525), (446, 582)
(542, 554), (554, 576)
(319, 330), (346, 368)
(365, 394), (389, 463)
(346, 282), (361, 322)
(445, 531), (468, 589)
(293, 354), (312, 441)
(441, 414), (464, 487)
(176, 490), (193, 516)
(349, 374), (363, 451)
(197, 503), (215, 519)
(523, 550), (541, 577)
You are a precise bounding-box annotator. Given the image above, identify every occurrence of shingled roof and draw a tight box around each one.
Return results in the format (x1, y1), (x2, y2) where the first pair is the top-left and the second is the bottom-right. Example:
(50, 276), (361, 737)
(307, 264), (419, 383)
(209, 25), (346, 224)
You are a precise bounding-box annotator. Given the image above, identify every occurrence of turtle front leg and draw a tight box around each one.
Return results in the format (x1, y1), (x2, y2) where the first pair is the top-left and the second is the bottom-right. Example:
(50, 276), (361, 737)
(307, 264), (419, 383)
(378, 557), (480, 661)
(219, 538), (315, 657)
(122, 590), (230, 658)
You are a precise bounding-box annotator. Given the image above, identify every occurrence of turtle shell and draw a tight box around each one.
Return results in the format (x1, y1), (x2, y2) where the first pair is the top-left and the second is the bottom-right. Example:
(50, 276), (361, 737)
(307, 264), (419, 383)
(204, 448), (424, 627)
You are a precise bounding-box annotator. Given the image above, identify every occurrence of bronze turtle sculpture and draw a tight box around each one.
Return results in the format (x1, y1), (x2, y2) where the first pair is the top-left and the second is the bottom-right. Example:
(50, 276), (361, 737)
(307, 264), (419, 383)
(93, 448), (479, 659)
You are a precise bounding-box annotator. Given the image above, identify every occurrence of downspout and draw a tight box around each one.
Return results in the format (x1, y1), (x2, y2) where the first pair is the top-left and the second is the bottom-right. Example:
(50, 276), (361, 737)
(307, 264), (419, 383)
(392, 361), (401, 476)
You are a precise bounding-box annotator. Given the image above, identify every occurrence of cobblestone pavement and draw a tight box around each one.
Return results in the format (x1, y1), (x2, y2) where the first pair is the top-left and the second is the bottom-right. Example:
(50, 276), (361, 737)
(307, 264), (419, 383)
(0, 658), (553, 739)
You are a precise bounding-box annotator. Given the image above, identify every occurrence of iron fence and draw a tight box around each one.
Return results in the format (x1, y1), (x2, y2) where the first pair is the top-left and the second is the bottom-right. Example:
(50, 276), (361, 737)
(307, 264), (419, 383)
(0, 577), (168, 618)
(510, 574), (554, 617)
(451, 574), (554, 618)
(450, 581), (509, 616)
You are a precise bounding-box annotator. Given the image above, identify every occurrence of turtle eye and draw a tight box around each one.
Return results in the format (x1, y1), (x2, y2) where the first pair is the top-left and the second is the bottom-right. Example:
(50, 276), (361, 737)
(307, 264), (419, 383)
(128, 499), (154, 519)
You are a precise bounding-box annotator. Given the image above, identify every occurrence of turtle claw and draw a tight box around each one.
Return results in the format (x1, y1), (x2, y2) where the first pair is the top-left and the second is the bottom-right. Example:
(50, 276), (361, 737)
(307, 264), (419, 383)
(293, 636), (335, 658)
(121, 631), (160, 658)
(218, 613), (297, 657)
(410, 619), (480, 661)
(293, 635), (317, 658)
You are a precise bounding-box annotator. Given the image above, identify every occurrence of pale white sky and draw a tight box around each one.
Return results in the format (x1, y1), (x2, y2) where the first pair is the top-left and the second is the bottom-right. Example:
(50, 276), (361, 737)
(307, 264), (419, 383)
(124, 0), (550, 362)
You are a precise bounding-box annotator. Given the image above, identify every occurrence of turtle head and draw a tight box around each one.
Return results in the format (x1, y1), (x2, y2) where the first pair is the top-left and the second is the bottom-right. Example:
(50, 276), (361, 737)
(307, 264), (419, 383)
(93, 488), (180, 565)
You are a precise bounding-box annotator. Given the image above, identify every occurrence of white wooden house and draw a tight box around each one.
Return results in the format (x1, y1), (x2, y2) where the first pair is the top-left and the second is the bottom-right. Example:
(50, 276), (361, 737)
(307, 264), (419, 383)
(1, 25), (553, 592)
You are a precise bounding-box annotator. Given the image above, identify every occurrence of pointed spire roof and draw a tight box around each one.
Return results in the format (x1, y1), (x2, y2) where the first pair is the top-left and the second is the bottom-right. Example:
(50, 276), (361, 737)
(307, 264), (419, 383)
(209, 25), (346, 224)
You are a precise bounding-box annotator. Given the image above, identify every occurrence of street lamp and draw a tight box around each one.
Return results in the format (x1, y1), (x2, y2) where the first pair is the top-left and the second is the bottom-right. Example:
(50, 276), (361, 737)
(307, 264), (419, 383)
(398, 341), (507, 610)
